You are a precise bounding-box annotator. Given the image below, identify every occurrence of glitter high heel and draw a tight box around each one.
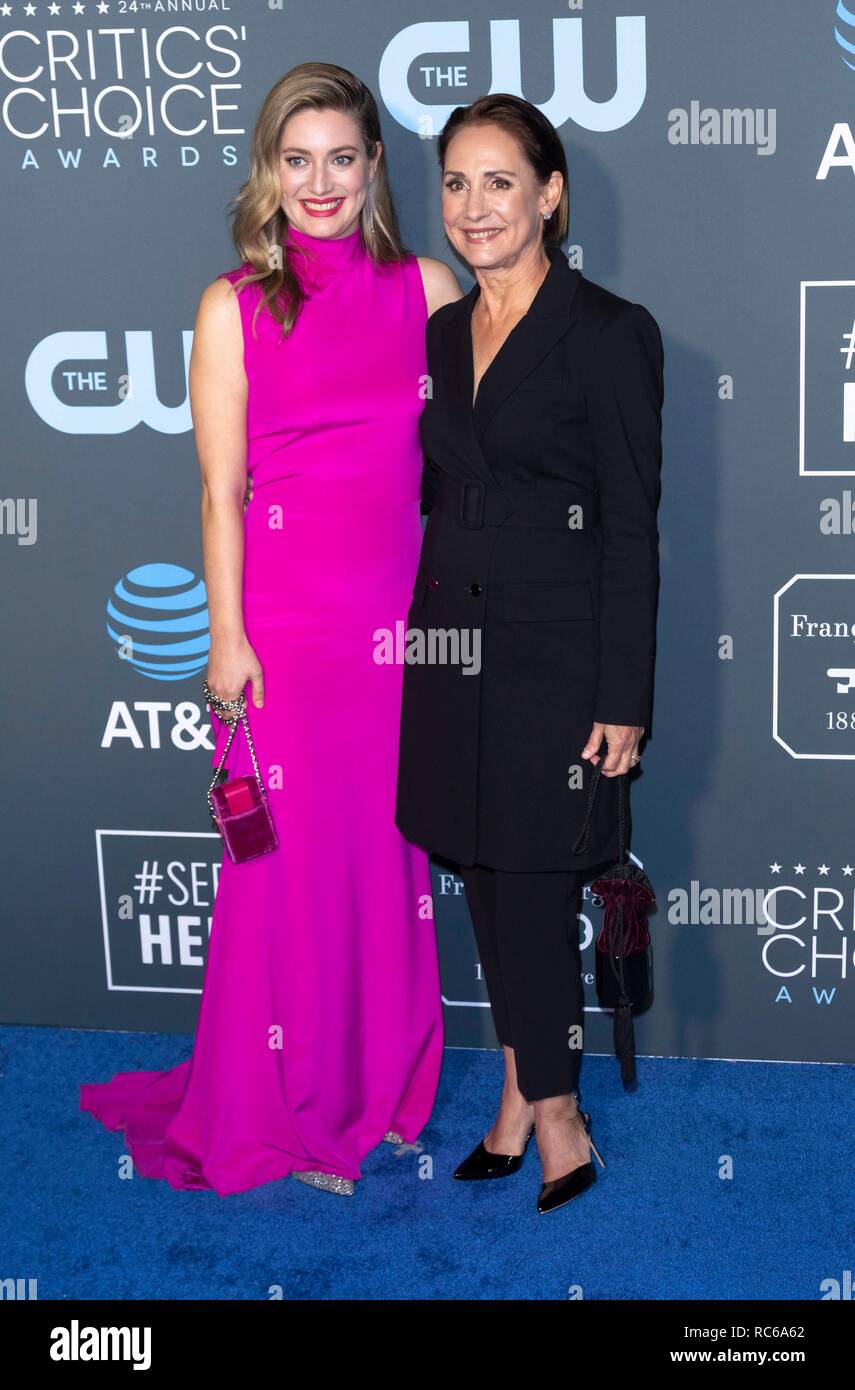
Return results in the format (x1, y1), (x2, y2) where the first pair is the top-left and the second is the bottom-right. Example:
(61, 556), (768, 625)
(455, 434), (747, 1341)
(291, 1170), (355, 1197)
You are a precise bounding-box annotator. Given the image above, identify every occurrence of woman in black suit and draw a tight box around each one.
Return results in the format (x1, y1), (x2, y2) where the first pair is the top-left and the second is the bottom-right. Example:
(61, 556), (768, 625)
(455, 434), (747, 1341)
(395, 94), (664, 1214)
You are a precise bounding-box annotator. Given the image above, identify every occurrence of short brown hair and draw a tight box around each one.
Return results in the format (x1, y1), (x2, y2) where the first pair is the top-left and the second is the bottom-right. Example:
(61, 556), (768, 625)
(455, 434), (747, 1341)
(437, 93), (569, 245)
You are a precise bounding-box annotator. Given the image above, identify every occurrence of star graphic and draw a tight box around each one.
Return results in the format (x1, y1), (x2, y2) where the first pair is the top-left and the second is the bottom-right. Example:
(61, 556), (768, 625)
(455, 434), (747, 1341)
(24, 2), (36, 15)
(73, 1), (85, 13)
(817, 864), (830, 876)
(49, 1), (61, 13)
(98, 0), (109, 10)
(793, 863), (805, 875)
(769, 862), (781, 874)
(0, 2), (15, 15)
(843, 865), (854, 876)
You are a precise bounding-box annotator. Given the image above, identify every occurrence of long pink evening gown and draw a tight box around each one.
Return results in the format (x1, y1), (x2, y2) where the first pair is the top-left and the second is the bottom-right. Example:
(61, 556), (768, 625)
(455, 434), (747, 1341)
(79, 222), (444, 1195)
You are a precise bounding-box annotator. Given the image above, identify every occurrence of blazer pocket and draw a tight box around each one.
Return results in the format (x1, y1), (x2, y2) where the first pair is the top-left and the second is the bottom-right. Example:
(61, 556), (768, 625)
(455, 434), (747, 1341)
(503, 579), (593, 621)
(516, 380), (587, 419)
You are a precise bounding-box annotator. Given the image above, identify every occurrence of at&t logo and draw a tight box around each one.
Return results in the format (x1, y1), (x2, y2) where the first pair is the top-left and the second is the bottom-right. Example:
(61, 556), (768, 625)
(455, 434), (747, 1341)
(106, 563), (209, 680)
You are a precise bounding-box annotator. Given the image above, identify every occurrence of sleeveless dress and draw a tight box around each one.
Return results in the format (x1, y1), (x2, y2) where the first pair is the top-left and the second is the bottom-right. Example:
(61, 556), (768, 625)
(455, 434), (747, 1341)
(79, 222), (444, 1195)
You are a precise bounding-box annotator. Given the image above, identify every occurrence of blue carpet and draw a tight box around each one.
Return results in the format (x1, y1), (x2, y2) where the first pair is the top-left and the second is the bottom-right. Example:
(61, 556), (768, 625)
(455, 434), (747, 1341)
(1, 1025), (852, 1300)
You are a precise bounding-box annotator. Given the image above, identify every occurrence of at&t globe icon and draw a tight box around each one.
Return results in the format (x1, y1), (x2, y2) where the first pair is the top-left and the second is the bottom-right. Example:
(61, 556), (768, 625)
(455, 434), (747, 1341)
(836, 0), (855, 70)
(106, 563), (209, 681)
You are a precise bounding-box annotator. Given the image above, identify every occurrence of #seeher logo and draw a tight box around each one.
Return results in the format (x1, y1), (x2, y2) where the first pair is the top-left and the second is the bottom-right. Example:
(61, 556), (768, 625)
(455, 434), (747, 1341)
(835, 0), (855, 70)
(106, 563), (209, 681)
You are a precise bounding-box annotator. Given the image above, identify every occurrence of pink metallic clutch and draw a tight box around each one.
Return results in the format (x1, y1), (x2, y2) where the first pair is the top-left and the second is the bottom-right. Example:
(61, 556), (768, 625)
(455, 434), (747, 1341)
(205, 682), (278, 865)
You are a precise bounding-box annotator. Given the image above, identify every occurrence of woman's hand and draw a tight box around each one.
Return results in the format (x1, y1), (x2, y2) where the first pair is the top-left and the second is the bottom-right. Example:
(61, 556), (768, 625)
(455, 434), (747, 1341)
(206, 638), (265, 714)
(581, 722), (644, 775)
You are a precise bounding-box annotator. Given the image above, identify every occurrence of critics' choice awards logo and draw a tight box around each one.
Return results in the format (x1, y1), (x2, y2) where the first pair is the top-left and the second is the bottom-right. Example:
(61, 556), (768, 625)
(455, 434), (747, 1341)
(670, 865), (855, 1007)
(96, 830), (222, 993)
(0, 17), (248, 157)
(378, 16), (646, 134)
(759, 860), (855, 1007)
(799, 282), (855, 477)
(774, 575), (855, 758)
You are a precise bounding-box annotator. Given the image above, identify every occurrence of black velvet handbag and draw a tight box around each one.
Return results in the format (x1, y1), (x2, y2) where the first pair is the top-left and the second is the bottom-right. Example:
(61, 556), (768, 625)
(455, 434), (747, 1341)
(572, 766), (654, 1085)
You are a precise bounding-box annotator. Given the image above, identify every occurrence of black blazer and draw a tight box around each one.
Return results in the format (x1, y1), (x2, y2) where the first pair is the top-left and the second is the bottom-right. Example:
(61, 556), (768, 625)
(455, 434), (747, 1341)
(395, 244), (664, 872)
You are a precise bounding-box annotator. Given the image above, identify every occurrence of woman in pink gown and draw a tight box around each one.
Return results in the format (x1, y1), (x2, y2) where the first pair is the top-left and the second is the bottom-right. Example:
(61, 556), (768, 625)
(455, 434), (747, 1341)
(79, 64), (460, 1197)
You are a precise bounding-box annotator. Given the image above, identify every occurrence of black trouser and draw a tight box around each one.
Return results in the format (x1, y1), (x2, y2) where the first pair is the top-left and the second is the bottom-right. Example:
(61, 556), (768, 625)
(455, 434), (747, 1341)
(459, 863), (587, 1102)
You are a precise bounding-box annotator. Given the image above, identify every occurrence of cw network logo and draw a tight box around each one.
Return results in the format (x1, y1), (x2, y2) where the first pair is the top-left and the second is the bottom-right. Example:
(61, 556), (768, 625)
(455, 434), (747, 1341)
(378, 15), (646, 135)
(25, 331), (192, 434)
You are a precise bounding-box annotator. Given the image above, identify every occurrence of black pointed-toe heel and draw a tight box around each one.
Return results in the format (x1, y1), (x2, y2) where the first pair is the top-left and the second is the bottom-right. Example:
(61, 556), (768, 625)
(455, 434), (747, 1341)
(453, 1123), (536, 1181)
(536, 1109), (606, 1214)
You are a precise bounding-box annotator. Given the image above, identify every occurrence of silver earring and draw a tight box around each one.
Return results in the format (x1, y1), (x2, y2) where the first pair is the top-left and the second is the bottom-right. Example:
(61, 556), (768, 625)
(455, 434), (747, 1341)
(543, 210), (553, 220)
(367, 178), (375, 237)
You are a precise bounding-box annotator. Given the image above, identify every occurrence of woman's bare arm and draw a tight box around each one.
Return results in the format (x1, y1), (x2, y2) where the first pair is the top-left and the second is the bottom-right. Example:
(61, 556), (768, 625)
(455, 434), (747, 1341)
(417, 257), (463, 316)
(189, 277), (264, 708)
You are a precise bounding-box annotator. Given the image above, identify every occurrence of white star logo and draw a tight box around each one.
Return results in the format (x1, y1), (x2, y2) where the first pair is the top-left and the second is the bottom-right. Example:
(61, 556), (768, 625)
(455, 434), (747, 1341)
(793, 863), (805, 875)
(843, 865), (854, 876)
(73, 1), (85, 13)
(97, 0), (109, 10)
(769, 862), (781, 874)
(49, 1), (61, 13)
(817, 864), (830, 876)
(0, 3), (13, 15)
(24, 2), (37, 15)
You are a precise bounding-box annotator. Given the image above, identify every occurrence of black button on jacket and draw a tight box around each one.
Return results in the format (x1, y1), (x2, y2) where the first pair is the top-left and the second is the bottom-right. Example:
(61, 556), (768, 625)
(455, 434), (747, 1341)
(395, 243), (664, 872)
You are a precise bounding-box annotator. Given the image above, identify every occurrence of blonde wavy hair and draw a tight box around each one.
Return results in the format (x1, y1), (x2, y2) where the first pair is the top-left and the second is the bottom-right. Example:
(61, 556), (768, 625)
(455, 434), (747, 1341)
(225, 62), (407, 337)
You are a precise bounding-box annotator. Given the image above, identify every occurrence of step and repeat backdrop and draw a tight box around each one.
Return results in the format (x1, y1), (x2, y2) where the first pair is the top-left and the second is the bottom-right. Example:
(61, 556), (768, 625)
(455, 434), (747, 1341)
(2, 1), (855, 1066)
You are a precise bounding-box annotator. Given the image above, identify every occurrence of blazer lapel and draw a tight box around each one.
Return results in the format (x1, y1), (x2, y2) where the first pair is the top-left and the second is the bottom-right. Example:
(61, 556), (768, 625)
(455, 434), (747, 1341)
(436, 245), (584, 492)
(439, 290), (500, 490)
(471, 245), (583, 444)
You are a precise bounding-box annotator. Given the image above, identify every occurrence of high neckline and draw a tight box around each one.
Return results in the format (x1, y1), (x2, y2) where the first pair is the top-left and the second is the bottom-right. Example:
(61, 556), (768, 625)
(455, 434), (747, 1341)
(284, 220), (365, 269)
